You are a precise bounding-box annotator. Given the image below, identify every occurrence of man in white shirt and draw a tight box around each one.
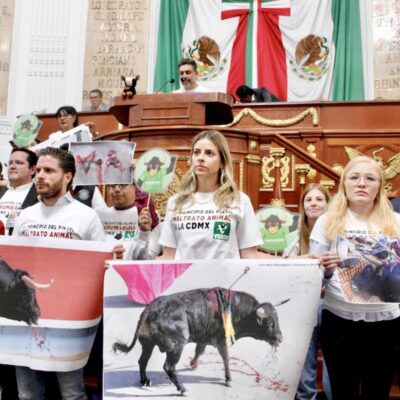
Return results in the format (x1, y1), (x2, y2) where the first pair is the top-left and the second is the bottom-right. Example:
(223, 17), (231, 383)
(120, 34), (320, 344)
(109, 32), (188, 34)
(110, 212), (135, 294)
(0, 148), (38, 400)
(0, 148), (38, 235)
(98, 183), (161, 259)
(13, 147), (123, 400)
(173, 58), (212, 93)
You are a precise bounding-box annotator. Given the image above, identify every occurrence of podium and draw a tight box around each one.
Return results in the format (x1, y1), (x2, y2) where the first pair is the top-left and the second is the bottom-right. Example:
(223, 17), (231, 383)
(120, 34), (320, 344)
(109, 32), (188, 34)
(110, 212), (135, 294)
(109, 92), (234, 127)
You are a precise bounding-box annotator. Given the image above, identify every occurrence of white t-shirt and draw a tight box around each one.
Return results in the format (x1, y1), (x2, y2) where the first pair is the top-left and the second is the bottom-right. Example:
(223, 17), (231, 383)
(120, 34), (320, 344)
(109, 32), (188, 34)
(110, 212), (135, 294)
(310, 210), (400, 322)
(98, 206), (139, 241)
(173, 84), (212, 93)
(13, 192), (105, 241)
(97, 206), (152, 260)
(159, 191), (262, 259)
(0, 183), (35, 234)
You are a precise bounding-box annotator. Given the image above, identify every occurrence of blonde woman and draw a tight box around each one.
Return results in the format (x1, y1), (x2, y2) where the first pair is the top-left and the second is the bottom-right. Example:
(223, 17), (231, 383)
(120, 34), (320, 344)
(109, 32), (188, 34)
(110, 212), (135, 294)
(159, 130), (264, 259)
(310, 156), (400, 399)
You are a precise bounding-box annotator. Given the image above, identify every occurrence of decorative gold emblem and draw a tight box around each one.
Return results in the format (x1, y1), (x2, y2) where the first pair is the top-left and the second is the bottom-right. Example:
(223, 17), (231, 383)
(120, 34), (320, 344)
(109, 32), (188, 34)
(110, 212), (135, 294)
(344, 146), (400, 181)
(261, 155), (291, 188)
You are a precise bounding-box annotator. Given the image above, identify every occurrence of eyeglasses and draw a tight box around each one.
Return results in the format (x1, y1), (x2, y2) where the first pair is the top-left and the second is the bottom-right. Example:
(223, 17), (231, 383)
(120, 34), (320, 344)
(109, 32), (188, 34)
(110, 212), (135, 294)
(110, 184), (129, 190)
(345, 175), (380, 185)
(89, 96), (100, 100)
(8, 160), (28, 166)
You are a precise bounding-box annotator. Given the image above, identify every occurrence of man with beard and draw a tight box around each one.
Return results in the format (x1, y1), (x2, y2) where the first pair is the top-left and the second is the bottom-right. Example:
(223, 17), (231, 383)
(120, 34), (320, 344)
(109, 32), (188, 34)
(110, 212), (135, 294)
(12, 147), (124, 400)
(173, 58), (212, 93)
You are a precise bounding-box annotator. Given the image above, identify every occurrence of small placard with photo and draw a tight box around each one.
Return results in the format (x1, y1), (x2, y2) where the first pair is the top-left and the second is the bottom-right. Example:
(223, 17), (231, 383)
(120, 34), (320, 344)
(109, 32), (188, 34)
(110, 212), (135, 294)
(70, 141), (136, 185)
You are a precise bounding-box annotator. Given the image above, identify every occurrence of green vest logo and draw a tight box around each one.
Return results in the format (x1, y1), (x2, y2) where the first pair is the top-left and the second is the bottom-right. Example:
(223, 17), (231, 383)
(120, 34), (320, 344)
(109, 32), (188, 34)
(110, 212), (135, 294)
(213, 221), (231, 241)
(124, 231), (136, 239)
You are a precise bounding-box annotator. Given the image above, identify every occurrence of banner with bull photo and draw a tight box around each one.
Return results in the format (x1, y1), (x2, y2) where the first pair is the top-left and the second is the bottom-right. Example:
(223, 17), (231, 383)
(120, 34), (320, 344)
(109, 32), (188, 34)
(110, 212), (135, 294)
(0, 236), (113, 371)
(104, 259), (322, 399)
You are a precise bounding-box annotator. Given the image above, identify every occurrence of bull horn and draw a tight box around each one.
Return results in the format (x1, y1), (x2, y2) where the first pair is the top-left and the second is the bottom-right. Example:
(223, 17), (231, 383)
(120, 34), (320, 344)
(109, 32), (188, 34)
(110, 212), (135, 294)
(22, 275), (54, 290)
(274, 298), (290, 307)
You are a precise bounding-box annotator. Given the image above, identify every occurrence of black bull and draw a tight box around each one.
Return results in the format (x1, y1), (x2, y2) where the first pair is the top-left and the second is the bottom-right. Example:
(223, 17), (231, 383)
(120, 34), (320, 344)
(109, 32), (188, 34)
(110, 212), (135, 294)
(0, 258), (53, 325)
(113, 287), (287, 393)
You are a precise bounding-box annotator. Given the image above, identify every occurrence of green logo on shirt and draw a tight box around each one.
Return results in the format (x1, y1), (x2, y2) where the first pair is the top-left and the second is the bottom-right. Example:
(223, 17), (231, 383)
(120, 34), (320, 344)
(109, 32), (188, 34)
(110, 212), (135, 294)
(124, 231), (136, 239)
(213, 221), (231, 241)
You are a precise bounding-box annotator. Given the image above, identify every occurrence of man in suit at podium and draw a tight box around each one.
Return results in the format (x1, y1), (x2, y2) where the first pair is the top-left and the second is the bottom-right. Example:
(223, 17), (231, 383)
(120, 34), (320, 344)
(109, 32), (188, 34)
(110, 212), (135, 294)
(235, 84), (281, 103)
(173, 58), (212, 93)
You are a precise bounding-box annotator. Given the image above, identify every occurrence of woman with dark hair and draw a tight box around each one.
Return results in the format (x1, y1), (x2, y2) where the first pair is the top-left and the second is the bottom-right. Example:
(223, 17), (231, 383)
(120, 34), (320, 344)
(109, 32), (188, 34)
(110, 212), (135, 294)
(55, 105), (79, 131)
(49, 106), (104, 210)
(311, 156), (400, 399)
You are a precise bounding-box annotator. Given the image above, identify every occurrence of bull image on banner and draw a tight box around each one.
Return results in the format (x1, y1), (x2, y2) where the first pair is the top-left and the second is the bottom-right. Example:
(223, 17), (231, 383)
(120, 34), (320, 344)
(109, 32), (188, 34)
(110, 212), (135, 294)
(104, 259), (321, 399)
(0, 236), (113, 371)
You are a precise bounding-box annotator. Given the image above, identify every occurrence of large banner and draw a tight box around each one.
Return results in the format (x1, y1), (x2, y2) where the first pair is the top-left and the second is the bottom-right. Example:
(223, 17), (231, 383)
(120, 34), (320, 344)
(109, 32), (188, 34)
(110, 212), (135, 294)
(104, 259), (322, 399)
(0, 236), (113, 371)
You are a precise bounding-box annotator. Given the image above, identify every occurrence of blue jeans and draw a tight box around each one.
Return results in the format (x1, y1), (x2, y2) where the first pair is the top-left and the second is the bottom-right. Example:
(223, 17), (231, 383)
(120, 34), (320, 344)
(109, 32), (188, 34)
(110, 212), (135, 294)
(296, 303), (332, 400)
(16, 366), (87, 400)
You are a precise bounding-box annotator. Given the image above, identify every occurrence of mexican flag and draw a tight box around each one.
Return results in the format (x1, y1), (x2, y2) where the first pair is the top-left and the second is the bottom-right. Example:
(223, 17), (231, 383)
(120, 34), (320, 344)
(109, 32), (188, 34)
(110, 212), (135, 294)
(153, 0), (367, 101)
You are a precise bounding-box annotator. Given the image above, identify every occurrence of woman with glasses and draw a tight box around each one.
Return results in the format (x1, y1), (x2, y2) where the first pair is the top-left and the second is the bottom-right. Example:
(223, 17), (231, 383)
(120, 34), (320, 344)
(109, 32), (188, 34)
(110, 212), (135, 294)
(310, 156), (400, 399)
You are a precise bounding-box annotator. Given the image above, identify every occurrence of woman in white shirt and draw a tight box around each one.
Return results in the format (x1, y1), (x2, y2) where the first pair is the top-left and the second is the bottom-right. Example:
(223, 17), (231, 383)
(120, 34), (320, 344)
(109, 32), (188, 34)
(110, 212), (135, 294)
(159, 130), (264, 259)
(310, 156), (400, 399)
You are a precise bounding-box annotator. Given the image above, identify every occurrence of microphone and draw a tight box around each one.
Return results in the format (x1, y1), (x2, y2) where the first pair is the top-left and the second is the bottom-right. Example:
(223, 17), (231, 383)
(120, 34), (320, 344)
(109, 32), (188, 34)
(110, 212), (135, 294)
(155, 78), (175, 93)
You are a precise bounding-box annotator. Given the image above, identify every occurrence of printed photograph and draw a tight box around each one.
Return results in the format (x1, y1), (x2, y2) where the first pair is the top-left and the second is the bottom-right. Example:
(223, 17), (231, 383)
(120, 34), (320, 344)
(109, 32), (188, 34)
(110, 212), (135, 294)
(71, 141), (136, 185)
(337, 235), (400, 303)
(104, 259), (322, 399)
(0, 236), (113, 371)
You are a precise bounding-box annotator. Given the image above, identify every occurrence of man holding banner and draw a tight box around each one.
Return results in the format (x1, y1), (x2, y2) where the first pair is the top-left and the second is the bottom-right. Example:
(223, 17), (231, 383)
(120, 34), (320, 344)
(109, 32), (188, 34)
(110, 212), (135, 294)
(11, 147), (123, 400)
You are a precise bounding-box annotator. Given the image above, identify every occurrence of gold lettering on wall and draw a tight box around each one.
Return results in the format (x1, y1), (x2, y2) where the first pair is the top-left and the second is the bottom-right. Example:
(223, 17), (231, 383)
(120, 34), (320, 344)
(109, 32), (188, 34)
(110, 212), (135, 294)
(0, 1), (14, 115)
(373, 0), (400, 99)
(82, 0), (150, 109)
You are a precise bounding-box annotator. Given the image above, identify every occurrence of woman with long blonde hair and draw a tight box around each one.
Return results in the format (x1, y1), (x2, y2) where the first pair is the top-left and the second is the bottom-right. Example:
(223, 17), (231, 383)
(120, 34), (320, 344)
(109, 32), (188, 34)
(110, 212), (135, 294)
(310, 156), (400, 399)
(159, 130), (264, 259)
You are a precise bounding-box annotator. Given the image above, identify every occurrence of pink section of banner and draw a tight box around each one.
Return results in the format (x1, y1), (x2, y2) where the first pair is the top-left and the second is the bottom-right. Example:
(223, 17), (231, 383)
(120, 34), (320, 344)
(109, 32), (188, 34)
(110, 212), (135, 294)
(113, 263), (192, 304)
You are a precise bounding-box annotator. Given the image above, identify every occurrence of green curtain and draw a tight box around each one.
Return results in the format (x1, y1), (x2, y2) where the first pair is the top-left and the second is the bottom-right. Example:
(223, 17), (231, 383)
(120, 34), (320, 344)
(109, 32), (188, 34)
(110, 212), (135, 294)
(331, 0), (364, 100)
(153, 0), (189, 92)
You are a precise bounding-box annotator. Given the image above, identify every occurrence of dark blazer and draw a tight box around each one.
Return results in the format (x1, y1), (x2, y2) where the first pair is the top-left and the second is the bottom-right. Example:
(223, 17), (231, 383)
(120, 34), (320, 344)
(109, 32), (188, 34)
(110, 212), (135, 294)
(253, 87), (281, 102)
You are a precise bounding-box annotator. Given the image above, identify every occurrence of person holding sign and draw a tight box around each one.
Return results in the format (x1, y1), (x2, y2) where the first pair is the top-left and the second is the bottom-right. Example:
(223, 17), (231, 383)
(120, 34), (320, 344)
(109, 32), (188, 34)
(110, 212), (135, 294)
(159, 130), (266, 260)
(311, 156), (400, 399)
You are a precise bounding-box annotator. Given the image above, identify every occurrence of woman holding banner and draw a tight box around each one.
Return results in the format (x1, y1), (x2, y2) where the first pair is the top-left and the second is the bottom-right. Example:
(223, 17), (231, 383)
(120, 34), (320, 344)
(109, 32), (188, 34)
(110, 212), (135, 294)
(284, 183), (332, 400)
(310, 156), (400, 399)
(159, 130), (265, 259)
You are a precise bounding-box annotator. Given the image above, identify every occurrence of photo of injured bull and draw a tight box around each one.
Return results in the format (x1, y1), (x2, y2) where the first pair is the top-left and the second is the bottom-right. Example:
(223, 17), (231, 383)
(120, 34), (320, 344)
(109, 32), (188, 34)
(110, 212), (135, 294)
(0, 236), (113, 371)
(104, 259), (322, 399)
(70, 141), (136, 185)
(336, 234), (400, 303)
